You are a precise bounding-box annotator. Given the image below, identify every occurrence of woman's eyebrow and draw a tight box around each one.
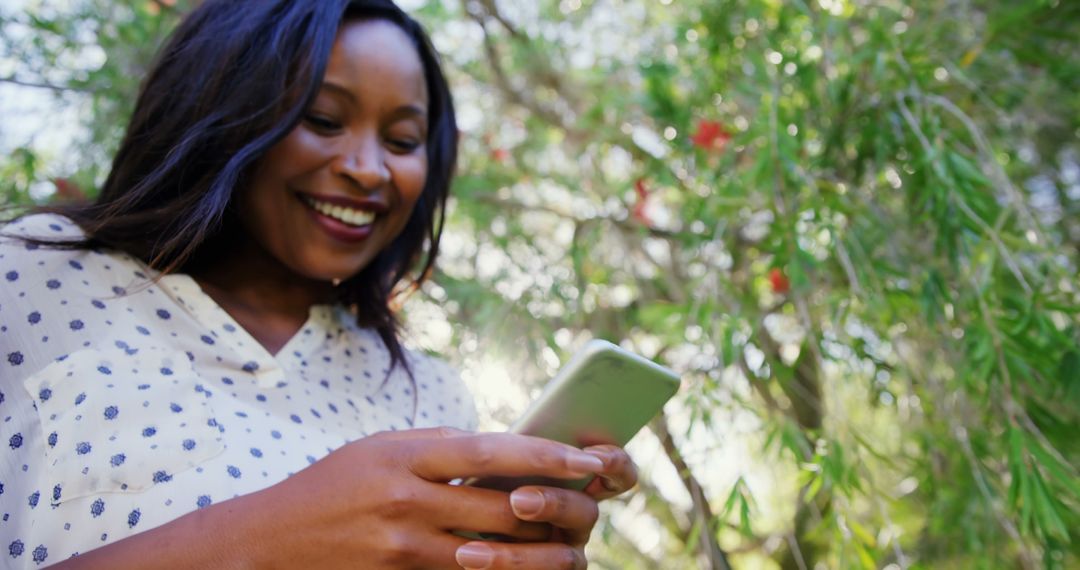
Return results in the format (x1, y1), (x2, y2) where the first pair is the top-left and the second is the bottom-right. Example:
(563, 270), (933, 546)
(320, 80), (427, 118)
(321, 80), (357, 103)
(394, 104), (427, 118)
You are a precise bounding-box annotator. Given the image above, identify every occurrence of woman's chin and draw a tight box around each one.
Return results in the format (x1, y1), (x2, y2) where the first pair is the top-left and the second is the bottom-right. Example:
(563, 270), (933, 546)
(281, 242), (380, 288)
(294, 260), (368, 285)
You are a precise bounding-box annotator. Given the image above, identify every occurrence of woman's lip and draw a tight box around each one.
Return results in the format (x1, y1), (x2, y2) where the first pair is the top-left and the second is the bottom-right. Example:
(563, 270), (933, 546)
(297, 191), (389, 213)
(298, 194), (375, 243)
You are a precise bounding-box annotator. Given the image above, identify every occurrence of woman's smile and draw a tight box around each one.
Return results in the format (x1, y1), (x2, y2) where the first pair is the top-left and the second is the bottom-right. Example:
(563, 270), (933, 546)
(297, 191), (387, 243)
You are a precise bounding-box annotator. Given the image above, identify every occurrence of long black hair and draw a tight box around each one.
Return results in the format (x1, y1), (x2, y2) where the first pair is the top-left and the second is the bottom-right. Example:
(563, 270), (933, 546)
(16, 0), (458, 376)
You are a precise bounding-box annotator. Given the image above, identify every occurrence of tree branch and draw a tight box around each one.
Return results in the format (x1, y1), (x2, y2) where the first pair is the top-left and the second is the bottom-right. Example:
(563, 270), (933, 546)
(0, 76), (92, 93)
(651, 412), (732, 570)
(460, 0), (704, 202)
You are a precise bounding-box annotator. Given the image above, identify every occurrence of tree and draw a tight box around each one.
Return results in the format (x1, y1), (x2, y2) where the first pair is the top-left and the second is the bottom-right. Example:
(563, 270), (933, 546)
(2, 0), (1077, 567)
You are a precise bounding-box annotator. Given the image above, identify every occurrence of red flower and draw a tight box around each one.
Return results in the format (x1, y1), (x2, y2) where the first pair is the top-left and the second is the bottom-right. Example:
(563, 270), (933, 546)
(632, 178), (653, 227)
(634, 178), (649, 201)
(53, 178), (86, 202)
(769, 267), (790, 294)
(490, 148), (510, 163)
(690, 119), (731, 153)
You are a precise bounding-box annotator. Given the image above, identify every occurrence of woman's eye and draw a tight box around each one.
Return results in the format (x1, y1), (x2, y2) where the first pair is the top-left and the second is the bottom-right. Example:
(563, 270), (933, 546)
(304, 114), (341, 132)
(388, 138), (421, 153)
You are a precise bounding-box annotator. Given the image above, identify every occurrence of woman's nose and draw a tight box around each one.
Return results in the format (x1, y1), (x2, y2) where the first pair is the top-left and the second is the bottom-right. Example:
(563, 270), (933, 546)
(335, 135), (390, 190)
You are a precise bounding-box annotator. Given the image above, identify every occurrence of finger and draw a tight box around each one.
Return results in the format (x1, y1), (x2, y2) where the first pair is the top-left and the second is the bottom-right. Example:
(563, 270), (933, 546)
(409, 433), (605, 482)
(396, 532), (471, 570)
(428, 483), (552, 542)
(508, 487), (598, 546)
(455, 541), (586, 570)
(581, 445), (638, 500)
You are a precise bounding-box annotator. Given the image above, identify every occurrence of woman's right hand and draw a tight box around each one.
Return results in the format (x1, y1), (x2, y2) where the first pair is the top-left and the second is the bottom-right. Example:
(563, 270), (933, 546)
(239, 427), (606, 569)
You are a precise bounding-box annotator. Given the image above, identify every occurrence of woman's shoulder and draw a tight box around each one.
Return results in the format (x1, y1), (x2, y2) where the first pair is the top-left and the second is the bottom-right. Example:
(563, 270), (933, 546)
(0, 212), (145, 302)
(1, 212), (86, 242)
(405, 348), (462, 383)
(0, 213), (86, 282)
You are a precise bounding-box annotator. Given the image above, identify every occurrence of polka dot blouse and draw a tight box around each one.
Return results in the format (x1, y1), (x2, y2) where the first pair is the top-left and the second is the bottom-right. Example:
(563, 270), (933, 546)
(0, 214), (477, 567)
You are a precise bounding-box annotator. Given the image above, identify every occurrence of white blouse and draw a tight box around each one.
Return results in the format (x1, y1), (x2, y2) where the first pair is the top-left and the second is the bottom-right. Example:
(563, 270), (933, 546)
(0, 214), (477, 567)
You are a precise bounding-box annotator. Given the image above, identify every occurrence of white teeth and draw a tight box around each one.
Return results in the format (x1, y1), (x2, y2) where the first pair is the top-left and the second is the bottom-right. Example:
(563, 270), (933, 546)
(344, 209), (364, 225)
(303, 196), (376, 227)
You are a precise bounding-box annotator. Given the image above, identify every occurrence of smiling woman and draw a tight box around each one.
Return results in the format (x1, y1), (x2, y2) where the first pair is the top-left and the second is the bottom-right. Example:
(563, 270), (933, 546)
(0, 1), (638, 569)
(196, 19), (434, 354)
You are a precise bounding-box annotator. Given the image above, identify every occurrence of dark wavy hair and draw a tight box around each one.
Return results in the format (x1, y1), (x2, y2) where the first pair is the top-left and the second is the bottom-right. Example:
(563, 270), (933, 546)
(17, 0), (458, 377)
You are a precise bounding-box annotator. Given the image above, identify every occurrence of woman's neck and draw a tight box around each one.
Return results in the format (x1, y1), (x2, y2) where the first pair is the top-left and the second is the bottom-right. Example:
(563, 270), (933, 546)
(183, 225), (335, 331)
(195, 266), (332, 321)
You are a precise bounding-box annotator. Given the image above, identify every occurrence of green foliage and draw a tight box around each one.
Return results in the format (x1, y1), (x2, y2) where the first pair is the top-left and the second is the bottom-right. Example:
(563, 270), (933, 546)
(3, 0), (1078, 568)
(0, 0), (190, 198)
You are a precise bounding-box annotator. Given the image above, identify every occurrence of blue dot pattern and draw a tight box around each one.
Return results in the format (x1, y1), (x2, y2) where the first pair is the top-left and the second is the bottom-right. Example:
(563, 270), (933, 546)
(0, 214), (477, 566)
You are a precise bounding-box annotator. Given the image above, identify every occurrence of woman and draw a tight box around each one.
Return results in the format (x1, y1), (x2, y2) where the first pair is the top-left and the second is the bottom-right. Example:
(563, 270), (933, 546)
(0, 1), (636, 568)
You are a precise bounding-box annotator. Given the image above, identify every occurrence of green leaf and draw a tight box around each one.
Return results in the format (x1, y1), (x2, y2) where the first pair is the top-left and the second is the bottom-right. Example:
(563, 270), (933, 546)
(1007, 428), (1026, 507)
(1060, 350), (1080, 403)
(805, 471), (825, 502)
(947, 151), (991, 187)
(1027, 439), (1080, 499)
(849, 519), (876, 547)
(683, 517), (703, 557)
(1031, 471), (1070, 541)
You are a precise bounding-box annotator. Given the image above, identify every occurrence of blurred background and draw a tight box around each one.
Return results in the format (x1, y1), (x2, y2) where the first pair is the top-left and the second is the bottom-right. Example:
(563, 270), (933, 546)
(2, 0), (1078, 568)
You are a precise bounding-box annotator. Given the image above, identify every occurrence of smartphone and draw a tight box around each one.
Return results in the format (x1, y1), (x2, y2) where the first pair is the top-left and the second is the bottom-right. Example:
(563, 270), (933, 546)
(465, 339), (681, 492)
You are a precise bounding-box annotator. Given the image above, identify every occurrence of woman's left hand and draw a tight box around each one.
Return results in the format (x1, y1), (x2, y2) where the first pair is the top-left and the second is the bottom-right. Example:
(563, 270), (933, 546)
(452, 445), (636, 569)
(513, 444), (637, 544)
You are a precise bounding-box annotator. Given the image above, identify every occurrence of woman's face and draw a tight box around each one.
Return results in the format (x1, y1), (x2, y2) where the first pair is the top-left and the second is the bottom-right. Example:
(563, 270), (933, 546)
(237, 18), (429, 282)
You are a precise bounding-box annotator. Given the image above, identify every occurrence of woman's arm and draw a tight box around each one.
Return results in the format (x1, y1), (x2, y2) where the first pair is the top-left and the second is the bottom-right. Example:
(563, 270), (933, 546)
(46, 489), (266, 569)
(46, 428), (624, 570)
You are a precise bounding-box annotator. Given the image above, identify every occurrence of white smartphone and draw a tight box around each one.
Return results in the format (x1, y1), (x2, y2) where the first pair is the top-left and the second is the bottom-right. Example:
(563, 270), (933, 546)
(466, 339), (681, 492)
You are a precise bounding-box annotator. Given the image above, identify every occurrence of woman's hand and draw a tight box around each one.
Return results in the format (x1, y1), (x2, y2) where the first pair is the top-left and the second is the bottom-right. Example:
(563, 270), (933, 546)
(242, 427), (611, 569)
(52, 428), (629, 570)
(451, 444), (638, 569)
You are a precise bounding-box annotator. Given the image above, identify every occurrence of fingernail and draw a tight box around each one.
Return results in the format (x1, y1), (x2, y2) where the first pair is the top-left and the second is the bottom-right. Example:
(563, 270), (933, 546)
(510, 489), (545, 517)
(456, 543), (494, 569)
(585, 448), (610, 467)
(600, 475), (620, 492)
(568, 451), (605, 474)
